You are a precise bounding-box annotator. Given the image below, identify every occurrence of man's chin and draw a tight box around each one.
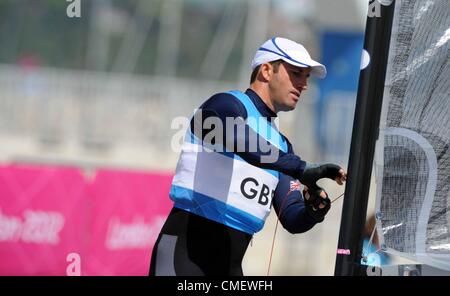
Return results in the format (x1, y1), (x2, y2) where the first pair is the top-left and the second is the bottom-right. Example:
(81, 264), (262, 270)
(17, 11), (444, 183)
(280, 105), (296, 112)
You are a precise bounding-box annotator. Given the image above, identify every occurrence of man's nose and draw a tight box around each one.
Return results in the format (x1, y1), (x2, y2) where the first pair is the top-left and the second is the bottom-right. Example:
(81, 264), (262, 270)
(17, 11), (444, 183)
(296, 78), (308, 91)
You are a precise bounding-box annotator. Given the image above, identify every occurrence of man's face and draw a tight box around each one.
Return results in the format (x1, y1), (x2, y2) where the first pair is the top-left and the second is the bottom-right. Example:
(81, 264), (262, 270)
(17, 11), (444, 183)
(268, 62), (311, 112)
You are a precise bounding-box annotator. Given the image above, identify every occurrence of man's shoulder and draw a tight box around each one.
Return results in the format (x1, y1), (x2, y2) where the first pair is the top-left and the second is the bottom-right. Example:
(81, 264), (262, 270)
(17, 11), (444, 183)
(199, 91), (247, 117)
(278, 132), (294, 153)
(201, 91), (240, 105)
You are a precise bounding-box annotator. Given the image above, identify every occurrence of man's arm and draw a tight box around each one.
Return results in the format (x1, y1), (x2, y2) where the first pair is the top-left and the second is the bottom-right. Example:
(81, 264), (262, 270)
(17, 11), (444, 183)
(272, 173), (322, 234)
(189, 92), (307, 179)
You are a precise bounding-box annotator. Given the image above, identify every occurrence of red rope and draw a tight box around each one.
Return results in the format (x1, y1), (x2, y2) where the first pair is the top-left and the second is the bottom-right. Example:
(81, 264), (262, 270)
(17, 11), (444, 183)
(267, 189), (294, 276)
(266, 190), (344, 276)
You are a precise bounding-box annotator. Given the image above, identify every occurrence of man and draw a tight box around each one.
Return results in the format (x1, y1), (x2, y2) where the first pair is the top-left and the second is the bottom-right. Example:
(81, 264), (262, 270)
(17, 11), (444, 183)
(149, 37), (347, 276)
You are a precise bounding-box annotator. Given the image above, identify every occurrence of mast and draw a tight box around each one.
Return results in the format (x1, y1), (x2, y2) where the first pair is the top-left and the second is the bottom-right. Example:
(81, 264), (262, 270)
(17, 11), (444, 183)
(334, 1), (395, 276)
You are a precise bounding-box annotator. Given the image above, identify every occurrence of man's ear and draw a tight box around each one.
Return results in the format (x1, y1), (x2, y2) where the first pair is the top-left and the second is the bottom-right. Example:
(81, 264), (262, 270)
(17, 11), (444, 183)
(258, 63), (273, 82)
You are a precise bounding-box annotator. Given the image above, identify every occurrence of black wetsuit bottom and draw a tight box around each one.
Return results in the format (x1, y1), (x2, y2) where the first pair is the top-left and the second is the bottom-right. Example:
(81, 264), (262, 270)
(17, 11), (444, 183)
(149, 207), (252, 276)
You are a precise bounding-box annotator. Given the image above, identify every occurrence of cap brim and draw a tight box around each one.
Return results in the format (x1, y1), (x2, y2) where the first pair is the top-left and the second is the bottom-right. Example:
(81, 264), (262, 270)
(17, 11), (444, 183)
(281, 57), (327, 79)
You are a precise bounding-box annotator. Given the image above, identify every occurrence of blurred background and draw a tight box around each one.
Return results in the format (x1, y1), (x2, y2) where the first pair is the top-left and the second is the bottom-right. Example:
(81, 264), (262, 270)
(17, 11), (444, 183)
(0, 0), (372, 275)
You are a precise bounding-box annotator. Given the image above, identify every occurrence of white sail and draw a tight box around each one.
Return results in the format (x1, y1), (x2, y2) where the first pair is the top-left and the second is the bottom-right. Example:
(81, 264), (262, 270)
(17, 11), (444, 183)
(375, 0), (450, 270)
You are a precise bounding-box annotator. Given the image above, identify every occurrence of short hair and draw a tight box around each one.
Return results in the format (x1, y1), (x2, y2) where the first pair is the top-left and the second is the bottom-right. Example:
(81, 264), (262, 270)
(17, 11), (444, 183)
(250, 59), (283, 84)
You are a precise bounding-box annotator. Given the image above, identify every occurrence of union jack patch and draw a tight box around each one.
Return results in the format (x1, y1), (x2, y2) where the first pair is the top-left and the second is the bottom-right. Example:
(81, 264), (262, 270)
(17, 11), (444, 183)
(289, 180), (302, 191)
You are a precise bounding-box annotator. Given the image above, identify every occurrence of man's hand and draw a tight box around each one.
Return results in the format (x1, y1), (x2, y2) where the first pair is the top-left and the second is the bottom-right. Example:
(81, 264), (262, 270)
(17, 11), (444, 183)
(335, 168), (347, 185)
(299, 163), (347, 190)
(303, 186), (331, 222)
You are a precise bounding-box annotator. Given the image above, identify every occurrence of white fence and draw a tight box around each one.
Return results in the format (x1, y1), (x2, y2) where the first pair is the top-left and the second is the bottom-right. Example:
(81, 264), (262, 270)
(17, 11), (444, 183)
(0, 64), (238, 169)
(0, 64), (331, 170)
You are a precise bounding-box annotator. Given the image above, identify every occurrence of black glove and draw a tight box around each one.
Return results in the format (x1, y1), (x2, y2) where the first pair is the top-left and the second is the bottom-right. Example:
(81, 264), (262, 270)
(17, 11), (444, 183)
(298, 163), (342, 192)
(303, 186), (331, 223)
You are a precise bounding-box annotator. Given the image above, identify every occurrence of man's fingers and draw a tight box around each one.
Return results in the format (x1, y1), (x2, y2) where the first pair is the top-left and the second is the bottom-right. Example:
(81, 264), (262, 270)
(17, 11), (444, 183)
(304, 191), (310, 200)
(318, 190), (328, 209)
(319, 191), (327, 199)
(335, 168), (347, 185)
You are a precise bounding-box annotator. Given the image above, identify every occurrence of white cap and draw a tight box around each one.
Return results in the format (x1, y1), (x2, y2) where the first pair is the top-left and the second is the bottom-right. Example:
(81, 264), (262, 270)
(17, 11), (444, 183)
(251, 37), (327, 79)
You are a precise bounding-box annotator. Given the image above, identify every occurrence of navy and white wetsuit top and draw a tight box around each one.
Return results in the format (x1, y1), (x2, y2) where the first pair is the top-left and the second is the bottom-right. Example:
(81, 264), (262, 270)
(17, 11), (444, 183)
(169, 89), (310, 234)
(150, 89), (319, 276)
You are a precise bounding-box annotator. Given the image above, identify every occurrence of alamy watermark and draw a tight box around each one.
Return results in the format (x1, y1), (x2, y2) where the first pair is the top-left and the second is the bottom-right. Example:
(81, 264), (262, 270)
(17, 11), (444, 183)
(66, 252), (81, 276)
(171, 111), (281, 164)
(66, 0), (81, 18)
(368, 0), (393, 18)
